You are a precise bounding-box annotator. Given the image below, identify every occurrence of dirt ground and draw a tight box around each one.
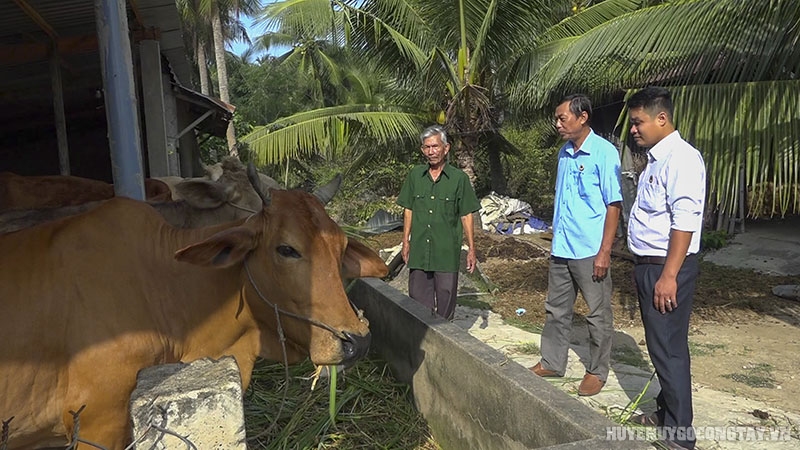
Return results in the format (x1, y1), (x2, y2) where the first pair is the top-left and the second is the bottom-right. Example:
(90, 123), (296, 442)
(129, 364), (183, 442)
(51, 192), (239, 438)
(364, 231), (800, 416)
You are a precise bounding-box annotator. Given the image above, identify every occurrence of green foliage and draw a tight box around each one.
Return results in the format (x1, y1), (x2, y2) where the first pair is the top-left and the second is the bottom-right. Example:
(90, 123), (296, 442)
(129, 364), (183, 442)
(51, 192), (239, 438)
(701, 229), (730, 251)
(199, 114), (256, 165)
(486, 123), (560, 219)
(328, 175), (411, 226)
(280, 150), (418, 227)
(228, 55), (319, 126)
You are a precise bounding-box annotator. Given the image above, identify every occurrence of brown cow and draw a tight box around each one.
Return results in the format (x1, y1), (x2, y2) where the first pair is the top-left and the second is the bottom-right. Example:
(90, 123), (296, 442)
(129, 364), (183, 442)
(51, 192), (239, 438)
(0, 161), (317, 234)
(155, 156), (283, 202)
(0, 175), (388, 449)
(0, 172), (172, 211)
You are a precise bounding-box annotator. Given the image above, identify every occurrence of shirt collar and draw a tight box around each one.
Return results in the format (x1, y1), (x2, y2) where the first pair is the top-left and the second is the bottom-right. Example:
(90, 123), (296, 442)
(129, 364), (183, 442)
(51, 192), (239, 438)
(565, 129), (597, 155)
(648, 130), (682, 161)
(423, 163), (452, 178)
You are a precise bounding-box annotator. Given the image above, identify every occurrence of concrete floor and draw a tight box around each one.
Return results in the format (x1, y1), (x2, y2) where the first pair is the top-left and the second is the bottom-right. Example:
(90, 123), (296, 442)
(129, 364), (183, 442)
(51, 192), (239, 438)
(703, 216), (800, 276)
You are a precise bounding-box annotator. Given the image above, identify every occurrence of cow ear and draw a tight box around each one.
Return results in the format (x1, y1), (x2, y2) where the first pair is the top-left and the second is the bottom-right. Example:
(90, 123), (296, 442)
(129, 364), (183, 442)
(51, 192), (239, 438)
(175, 179), (235, 209)
(341, 237), (389, 279)
(175, 227), (258, 267)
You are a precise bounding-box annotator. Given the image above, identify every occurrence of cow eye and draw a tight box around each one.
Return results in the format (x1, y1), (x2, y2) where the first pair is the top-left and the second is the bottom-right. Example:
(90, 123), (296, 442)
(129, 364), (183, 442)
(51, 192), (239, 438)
(276, 245), (301, 259)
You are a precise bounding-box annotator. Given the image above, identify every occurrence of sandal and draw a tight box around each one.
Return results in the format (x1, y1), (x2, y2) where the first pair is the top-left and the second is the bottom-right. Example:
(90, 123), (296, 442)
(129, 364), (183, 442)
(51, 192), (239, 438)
(628, 412), (661, 427)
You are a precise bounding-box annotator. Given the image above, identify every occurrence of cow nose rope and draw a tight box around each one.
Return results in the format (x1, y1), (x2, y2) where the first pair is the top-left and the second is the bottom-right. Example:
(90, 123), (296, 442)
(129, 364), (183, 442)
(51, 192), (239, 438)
(243, 258), (349, 340)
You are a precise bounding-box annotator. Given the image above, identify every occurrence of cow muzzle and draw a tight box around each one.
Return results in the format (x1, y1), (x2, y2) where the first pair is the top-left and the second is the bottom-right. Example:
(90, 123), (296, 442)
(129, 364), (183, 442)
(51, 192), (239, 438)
(340, 331), (371, 365)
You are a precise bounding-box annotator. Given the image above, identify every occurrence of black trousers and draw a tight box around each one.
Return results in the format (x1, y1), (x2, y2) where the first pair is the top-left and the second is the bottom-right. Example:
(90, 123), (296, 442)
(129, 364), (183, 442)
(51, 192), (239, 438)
(634, 255), (699, 449)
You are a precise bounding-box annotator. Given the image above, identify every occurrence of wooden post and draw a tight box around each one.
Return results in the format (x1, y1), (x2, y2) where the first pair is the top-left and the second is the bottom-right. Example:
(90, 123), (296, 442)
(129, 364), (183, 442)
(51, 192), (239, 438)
(50, 45), (70, 175)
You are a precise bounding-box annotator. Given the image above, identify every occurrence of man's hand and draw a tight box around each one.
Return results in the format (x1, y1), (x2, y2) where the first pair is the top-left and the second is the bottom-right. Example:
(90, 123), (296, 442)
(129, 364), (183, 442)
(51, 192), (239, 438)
(466, 248), (477, 273)
(593, 250), (611, 281)
(402, 208), (412, 264)
(654, 274), (678, 314)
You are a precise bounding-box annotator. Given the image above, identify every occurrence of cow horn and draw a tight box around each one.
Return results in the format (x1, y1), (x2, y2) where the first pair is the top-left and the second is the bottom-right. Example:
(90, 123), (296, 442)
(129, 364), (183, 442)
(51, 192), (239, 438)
(313, 173), (342, 206)
(246, 163), (271, 206)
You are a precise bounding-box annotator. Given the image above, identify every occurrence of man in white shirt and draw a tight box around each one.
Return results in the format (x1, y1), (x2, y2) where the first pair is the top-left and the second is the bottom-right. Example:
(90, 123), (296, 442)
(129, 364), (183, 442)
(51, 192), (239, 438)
(626, 87), (705, 450)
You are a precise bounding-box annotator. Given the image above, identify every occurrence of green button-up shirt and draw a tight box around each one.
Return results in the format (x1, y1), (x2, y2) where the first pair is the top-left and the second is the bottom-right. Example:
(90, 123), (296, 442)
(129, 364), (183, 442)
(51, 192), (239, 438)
(397, 163), (481, 272)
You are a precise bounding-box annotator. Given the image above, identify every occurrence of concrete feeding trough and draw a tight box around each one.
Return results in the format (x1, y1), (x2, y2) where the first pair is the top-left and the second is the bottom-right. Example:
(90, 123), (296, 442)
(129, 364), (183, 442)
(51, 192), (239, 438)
(349, 278), (650, 450)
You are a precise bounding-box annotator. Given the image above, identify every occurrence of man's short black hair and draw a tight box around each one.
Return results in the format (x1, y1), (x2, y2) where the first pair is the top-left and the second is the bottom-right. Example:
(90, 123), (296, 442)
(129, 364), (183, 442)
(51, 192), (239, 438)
(560, 94), (592, 123)
(627, 86), (674, 122)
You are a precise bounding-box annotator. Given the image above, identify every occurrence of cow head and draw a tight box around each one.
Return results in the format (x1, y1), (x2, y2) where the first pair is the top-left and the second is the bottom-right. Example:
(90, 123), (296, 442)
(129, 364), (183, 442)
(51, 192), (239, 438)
(174, 168), (387, 368)
(174, 158), (268, 213)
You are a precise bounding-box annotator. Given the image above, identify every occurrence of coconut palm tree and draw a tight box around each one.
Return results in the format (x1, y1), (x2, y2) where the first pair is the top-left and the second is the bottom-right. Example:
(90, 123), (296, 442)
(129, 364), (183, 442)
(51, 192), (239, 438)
(243, 0), (641, 192)
(177, 0), (213, 95)
(511, 0), (800, 222)
(243, 0), (424, 166)
(187, 0), (260, 156)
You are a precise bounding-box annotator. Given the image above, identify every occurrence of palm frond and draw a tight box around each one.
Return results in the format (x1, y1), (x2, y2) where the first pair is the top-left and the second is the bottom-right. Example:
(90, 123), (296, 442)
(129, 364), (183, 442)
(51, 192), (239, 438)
(258, 0), (338, 39)
(671, 81), (800, 219)
(242, 105), (424, 165)
(617, 81), (800, 219)
(517, 0), (800, 108)
(538, 0), (644, 44)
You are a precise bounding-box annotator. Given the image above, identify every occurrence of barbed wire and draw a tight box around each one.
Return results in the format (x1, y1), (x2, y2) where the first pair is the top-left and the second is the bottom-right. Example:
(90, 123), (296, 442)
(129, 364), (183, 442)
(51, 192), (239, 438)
(2, 404), (198, 450)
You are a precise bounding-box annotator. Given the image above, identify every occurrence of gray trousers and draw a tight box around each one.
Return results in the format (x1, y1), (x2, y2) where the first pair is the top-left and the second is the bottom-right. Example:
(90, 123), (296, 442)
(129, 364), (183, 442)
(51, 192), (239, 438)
(540, 256), (613, 380)
(408, 269), (459, 320)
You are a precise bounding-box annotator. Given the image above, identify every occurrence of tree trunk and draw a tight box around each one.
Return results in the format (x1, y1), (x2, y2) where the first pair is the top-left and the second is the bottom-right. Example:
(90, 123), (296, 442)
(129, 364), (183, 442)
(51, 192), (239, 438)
(455, 138), (477, 185)
(487, 146), (507, 194)
(211, 10), (237, 157)
(197, 42), (210, 96)
(454, 137), (483, 232)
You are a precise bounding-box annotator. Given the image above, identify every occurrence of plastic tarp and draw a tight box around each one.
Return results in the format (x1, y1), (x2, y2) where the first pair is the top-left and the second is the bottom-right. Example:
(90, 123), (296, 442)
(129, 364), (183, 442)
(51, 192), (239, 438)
(480, 192), (550, 235)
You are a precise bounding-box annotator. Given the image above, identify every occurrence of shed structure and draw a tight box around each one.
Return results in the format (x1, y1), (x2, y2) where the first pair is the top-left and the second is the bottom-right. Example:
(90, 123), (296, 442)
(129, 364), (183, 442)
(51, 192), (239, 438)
(0, 0), (232, 195)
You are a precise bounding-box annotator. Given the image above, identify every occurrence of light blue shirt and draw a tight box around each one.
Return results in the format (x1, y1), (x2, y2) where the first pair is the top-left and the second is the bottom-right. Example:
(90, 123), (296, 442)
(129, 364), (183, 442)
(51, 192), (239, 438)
(551, 130), (623, 259)
(628, 130), (706, 257)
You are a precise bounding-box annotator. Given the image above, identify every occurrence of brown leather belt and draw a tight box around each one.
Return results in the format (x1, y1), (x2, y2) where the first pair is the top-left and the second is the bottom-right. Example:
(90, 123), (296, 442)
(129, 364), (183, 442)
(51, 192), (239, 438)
(634, 253), (697, 265)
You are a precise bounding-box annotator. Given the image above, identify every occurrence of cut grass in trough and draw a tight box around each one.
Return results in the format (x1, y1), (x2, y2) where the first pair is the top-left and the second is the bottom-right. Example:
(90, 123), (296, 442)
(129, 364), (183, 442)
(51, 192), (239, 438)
(244, 356), (438, 450)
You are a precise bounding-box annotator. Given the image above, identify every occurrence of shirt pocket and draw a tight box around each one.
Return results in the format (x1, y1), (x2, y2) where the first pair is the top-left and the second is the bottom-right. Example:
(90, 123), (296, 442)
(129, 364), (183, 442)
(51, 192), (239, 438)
(637, 181), (664, 213)
(436, 196), (457, 220)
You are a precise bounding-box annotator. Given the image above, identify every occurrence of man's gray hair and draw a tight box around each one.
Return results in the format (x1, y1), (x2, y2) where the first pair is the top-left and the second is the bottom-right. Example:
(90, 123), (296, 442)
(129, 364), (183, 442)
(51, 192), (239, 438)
(420, 125), (449, 145)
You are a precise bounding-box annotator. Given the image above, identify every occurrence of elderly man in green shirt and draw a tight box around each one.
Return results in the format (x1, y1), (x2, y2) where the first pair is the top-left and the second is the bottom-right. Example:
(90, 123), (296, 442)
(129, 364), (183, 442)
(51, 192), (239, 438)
(397, 125), (481, 320)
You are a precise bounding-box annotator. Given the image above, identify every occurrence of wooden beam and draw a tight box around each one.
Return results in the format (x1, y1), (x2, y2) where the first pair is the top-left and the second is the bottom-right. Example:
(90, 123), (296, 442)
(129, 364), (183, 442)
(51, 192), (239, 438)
(50, 46), (71, 176)
(12, 0), (59, 40)
(128, 0), (145, 30)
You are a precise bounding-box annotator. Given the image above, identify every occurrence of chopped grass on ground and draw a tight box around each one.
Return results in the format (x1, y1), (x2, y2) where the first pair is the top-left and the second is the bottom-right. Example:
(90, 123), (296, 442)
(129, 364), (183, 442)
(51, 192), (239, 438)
(722, 363), (777, 389)
(244, 357), (438, 449)
(688, 342), (726, 356)
(504, 317), (543, 334)
(512, 342), (540, 355)
(612, 345), (651, 371)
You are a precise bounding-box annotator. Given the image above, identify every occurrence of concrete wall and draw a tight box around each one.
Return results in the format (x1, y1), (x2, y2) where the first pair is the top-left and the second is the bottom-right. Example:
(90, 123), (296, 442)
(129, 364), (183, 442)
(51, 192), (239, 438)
(349, 278), (649, 450)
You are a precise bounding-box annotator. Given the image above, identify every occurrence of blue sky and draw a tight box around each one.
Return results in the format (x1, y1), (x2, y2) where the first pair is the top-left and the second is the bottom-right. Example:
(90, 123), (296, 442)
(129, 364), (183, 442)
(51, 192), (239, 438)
(228, 16), (263, 56)
(228, 0), (280, 57)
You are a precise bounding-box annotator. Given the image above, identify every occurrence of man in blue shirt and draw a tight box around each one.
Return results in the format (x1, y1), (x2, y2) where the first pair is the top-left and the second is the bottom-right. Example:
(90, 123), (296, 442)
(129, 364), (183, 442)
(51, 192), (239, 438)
(529, 94), (623, 397)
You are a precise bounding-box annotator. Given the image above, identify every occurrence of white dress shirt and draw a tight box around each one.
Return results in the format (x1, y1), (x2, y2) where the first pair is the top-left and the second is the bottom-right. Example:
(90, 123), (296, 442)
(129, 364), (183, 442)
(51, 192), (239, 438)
(628, 130), (706, 257)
